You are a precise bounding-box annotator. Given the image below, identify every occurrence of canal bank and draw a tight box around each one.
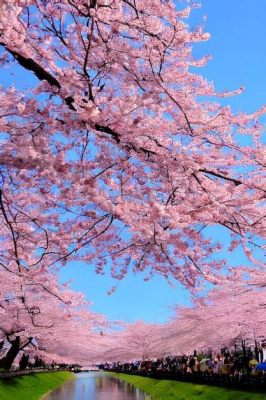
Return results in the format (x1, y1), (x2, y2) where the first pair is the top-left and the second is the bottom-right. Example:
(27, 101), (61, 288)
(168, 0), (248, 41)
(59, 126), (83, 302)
(0, 371), (74, 400)
(113, 373), (266, 400)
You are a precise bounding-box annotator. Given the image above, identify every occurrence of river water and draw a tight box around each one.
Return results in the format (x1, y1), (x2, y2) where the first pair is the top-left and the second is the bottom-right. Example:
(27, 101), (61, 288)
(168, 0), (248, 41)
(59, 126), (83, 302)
(44, 372), (151, 400)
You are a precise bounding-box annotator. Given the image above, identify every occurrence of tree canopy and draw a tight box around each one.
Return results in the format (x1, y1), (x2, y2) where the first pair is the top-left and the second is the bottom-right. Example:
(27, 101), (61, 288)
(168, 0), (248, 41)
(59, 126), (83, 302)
(0, 0), (265, 367)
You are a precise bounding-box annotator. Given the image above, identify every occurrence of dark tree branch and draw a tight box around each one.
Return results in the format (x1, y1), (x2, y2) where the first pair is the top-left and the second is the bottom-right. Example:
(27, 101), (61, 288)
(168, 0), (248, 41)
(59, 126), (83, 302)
(199, 168), (242, 186)
(0, 44), (61, 89)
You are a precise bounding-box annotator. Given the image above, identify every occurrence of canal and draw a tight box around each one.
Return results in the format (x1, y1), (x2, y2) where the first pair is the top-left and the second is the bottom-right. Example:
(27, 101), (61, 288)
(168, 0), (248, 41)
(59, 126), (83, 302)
(44, 372), (151, 400)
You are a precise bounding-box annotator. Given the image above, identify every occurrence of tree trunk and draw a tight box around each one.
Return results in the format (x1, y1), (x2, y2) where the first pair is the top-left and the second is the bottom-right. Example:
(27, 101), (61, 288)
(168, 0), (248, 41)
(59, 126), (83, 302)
(0, 340), (5, 352)
(0, 336), (20, 370)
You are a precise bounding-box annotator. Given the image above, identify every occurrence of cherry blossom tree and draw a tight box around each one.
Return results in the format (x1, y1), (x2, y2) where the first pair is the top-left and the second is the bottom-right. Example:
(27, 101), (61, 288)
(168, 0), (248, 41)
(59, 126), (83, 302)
(0, 0), (264, 292)
(151, 284), (266, 355)
(98, 321), (164, 362)
(92, 283), (266, 363)
(0, 264), (107, 369)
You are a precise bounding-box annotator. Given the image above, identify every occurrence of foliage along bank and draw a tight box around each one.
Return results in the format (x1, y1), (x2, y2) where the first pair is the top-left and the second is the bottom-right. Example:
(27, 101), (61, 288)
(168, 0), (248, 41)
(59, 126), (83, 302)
(114, 373), (266, 400)
(0, 371), (74, 400)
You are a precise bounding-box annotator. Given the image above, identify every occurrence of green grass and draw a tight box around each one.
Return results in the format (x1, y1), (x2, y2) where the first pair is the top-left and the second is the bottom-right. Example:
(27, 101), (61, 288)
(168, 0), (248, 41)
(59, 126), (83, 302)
(0, 371), (74, 400)
(114, 373), (266, 400)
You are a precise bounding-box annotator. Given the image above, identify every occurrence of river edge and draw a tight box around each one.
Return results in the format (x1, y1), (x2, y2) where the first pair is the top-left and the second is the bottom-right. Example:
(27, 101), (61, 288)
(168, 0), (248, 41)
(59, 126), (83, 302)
(111, 373), (266, 400)
(0, 371), (74, 400)
(40, 372), (75, 400)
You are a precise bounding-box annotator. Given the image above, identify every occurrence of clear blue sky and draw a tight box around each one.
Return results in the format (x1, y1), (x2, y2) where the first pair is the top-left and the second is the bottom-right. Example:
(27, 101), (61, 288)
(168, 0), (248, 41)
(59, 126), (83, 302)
(189, 0), (266, 113)
(61, 0), (266, 323)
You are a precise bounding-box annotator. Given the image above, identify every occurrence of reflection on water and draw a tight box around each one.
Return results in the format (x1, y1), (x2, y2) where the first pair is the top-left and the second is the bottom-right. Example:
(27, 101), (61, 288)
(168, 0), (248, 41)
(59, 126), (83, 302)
(44, 372), (151, 400)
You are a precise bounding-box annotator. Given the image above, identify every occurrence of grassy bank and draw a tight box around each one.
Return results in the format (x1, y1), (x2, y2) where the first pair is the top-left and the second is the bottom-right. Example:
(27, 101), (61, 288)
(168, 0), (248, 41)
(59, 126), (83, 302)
(114, 373), (266, 400)
(0, 371), (74, 400)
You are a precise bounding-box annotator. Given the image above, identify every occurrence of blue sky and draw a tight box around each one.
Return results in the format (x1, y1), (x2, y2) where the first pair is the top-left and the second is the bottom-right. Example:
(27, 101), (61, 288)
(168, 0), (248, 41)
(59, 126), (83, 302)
(189, 0), (266, 113)
(61, 0), (266, 323)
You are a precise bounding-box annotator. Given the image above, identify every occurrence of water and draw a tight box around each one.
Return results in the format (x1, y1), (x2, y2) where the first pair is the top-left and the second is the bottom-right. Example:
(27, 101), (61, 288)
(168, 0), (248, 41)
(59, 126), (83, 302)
(44, 372), (151, 400)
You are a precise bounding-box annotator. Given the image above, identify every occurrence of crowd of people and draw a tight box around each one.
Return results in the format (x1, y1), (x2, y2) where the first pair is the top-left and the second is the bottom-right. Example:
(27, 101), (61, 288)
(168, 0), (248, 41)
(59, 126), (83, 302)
(100, 344), (266, 389)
